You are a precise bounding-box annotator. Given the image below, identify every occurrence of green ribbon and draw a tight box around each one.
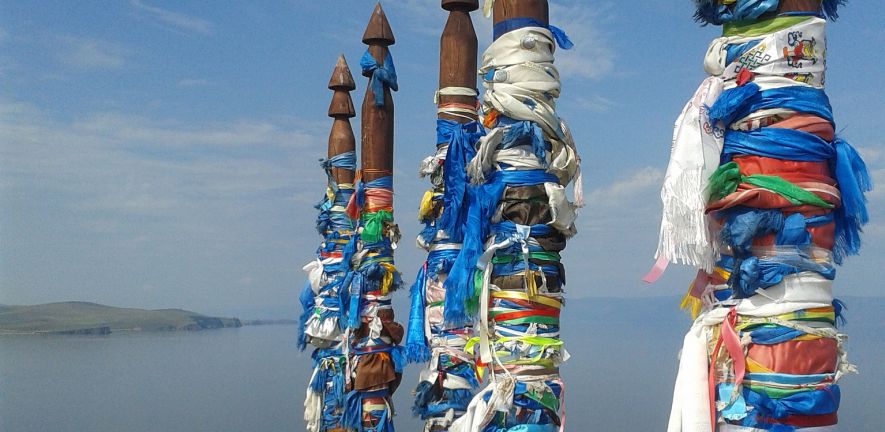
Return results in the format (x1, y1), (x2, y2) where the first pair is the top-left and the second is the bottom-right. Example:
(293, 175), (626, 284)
(360, 210), (393, 244)
(490, 251), (562, 264)
(707, 162), (834, 208)
(722, 15), (811, 37)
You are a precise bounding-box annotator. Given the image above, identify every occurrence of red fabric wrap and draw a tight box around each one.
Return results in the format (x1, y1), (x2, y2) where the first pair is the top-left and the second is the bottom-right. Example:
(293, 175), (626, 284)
(708, 155), (838, 249)
(747, 338), (838, 375)
(768, 114), (835, 142)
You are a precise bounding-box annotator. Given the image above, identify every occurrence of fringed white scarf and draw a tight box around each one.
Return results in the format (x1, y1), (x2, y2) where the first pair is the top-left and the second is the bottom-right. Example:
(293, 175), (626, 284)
(654, 76), (724, 272)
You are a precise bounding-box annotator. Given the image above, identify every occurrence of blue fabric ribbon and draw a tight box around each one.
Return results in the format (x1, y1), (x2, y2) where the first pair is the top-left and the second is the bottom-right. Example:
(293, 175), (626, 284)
(710, 84), (834, 129)
(443, 169), (559, 326)
(497, 118), (549, 165)
(404, 264), (429, 363)
(320, 150), (357, 172)
(727, 384), (840, 426)
(710, 84), (872, 264)
(693, 0), (843, 25)
(436, 120), (485, 242)
(360, 50), (398, 107)
(719, 250), (836, 298)
(493, 17), (573, 50)
(695, 0), (779, 25)
(297, 281), (315, 350)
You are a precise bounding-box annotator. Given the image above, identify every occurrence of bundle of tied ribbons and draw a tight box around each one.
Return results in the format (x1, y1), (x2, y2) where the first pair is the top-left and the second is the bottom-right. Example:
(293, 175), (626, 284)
(299, 149), (356, 432)
(404, 7), (583, 431)
(300, 49), (404, 432)
(656, 2), (870, 431)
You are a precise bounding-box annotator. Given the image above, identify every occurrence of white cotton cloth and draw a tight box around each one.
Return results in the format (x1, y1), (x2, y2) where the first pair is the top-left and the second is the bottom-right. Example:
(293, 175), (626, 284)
(303, 367), (323, 432)
(480, 27), (563, 140)
(704, 17), (826, 89)
(655, 76), (724, 271)
(449, 376), (516, 432)
(544, 182), (578, 233)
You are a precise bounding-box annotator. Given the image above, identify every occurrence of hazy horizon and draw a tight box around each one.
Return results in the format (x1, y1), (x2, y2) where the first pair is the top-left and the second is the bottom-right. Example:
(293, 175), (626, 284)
(2, 295), (881, 431)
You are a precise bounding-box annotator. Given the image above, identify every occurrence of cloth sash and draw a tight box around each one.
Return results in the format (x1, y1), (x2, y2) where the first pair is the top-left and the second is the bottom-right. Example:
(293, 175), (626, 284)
(704, 17), (826, 89)
(360, 50), (398, 107)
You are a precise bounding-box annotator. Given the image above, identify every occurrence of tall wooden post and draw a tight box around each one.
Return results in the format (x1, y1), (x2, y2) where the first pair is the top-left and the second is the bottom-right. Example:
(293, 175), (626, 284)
(346, 4), (404, 431)
(660, 1), (867, 431)
(492, 0), (548, 25)
(439, 0), (479, 123)
(299, 56), (358, 432)
(448, 0), (580, 429)
(361, 2), (395, 183)
(405, 1), (484, 431)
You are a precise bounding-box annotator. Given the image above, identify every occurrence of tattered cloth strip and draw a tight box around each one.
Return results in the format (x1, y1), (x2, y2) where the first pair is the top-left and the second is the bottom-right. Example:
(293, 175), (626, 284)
(406, 113), (486, 431)
(301, 153), (356, 432)
(447, 16), (580, 432)
(661, 7), (869, 432)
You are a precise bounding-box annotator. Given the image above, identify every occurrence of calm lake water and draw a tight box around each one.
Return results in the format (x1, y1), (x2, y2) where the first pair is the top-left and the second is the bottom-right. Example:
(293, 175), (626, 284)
(1, 298), (881, 432)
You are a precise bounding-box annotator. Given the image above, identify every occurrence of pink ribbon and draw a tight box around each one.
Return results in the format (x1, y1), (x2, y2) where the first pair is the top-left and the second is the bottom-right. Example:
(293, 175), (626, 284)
(641, 256), (670, 283)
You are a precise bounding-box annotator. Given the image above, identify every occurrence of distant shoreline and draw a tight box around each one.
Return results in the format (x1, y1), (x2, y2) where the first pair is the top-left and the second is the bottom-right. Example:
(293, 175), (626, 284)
(0, 301), (244, 335)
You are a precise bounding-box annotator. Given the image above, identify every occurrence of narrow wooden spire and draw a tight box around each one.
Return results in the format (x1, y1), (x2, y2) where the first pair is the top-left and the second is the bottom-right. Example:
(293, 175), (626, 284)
(360, 3), (395, 183)
(327, 55), (356, 184)
(438, 0), (479, 123)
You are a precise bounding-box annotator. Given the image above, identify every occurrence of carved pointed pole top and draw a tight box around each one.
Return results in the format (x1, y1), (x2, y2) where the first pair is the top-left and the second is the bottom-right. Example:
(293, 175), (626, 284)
(362, 3), (395, 46)
(328, 54), (356, 92)
(327, 55), (356, 184)
(328, 55), (356, 118)
(360, 3), (396, 183)
(441, 0), (479, 12)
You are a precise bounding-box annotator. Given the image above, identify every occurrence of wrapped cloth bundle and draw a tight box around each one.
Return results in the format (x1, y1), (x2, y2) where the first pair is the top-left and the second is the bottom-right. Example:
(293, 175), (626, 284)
(657, 2), (868, 431)
(300, 151), (357, 432)
(442, 6), (582, 430)
(406, 118), (487, 431)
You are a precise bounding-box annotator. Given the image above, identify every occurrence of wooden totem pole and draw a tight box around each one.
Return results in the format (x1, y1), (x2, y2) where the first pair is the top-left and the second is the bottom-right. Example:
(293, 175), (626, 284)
(340, 3), (404, 431)
(446, 0), (581, 430)
(405, 1), (485, 431)
(657, 1), (868, 431)
(300, 55), (358, 432)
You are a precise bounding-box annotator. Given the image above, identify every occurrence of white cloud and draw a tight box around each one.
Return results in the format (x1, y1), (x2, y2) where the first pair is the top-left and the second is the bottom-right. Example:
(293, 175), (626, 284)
(571, 94), (620, 113)
(550, 2), (616, 80)
(857, 145), (882, 164)
(54, 36), (129, 70)
(585, 166), (663, 207)
(130, 0), (214, 35)
(0, 100), (323, 226)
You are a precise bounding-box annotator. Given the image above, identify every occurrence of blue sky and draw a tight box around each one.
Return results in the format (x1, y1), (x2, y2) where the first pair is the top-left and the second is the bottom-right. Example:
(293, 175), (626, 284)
(1, 1), (883, 315)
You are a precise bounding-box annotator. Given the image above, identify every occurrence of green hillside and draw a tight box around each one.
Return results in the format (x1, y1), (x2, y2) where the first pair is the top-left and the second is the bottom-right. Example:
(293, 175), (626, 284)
(0, 302), (242, 334)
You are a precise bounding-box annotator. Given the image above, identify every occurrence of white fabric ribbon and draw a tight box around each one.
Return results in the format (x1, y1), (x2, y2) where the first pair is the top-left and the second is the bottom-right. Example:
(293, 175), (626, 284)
(655, 76), (724, 271)
(480, 27), (563, 139)
(449, 376), (516, 432)
(303, 366), (323, 432)
(704, 17), (826, 89)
